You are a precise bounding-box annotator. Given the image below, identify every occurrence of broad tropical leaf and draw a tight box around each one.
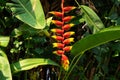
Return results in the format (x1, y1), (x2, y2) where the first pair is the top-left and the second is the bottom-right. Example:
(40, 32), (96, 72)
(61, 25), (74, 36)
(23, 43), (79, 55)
(71, 26), (120, 55)
(7, 0), (45, 29)
(0, 36), (10, 47)
(80, 5), (105, 33)
(10, 58), (59, 73)
(0, 50), (12, 80)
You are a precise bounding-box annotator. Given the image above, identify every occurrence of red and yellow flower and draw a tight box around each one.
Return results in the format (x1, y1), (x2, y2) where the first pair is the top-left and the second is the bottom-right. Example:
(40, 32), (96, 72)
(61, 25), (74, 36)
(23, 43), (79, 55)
(50, 0), (76, 71)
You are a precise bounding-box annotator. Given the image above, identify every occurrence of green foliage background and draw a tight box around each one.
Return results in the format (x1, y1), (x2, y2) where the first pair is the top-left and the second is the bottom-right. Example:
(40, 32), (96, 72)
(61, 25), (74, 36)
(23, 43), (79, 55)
(0, 0), (120, 80)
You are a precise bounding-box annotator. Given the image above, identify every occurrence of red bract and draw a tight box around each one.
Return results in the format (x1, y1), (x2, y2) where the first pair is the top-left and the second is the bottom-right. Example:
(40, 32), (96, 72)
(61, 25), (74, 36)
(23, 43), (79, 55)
(52, 20), (63, 27)
(63, 16), (75, 22)
(53, 43), (65, 49)
(51, 29), (64, 34)
(53, 50), (64, 56)
(63, 6), (76, 13)
(63, 38), (74, 44)
(52, 35), (64, 41)
(63, 46), (72, 52)
(62, 23), (74, 31)
(63, 31), (75, 38)
(49, 11), (63, 17)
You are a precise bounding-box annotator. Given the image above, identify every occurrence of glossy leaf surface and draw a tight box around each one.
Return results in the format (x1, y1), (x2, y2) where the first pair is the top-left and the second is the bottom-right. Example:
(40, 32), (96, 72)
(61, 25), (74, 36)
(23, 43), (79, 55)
(7, 0), (45, 29)
(71, 26), (120, 55)
(11, 58), (59, 73)
(80, 5), (105, 33)
(0, 50), (12, 80)
(0, 36), (10, 47)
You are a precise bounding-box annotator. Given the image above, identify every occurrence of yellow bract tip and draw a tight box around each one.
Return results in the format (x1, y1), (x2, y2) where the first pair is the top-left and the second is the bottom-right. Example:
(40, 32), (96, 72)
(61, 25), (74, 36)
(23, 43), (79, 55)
(53, 51), (57, 54)
(70, 23), (75, 27)
(51, 35), (56, 39)
(51, 29), (55, 32)
(70, 38), (74, 42)
(72, 7), (77, 9)
(70, 32), (75, 35)
(51, 20), (55, 23)
(52, 43), (57, 47)
(62, 60), (69, 71)
(49, 11), (54, 14)
(70, 46), (72, 49)
(71, 16), (75, 19)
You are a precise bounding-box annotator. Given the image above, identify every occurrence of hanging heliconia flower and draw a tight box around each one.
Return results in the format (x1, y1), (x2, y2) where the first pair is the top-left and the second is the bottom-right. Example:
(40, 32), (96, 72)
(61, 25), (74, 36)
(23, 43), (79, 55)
(50, 0), (76, 71)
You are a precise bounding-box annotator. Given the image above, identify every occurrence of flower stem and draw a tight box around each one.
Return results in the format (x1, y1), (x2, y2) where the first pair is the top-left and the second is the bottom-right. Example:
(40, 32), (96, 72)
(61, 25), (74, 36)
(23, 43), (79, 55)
(58, 67), (62, 80)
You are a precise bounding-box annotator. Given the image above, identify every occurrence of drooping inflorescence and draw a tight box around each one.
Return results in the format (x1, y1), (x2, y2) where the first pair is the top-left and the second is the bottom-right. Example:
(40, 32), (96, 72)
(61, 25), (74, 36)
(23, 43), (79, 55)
(50, 0), (76, 71)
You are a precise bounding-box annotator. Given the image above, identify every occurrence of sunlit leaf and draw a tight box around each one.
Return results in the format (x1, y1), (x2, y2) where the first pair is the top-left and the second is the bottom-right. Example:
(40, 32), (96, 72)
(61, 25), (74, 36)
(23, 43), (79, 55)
(0, 50), (12, 80)
(7, 0), (46, 29)
(11, 58), (59, 73)
(0, 36), (10, 47)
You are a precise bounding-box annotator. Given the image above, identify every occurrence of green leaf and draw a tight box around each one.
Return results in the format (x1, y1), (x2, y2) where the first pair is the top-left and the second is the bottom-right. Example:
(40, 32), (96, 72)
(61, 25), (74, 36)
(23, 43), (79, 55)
(0, 50), (12, 80)
(7, 0), (45, 29)
(10, 58), (59, 73)
(71, 26), (120, 55)
(116, 17), (120, 25)
(0, 50), (7, 58)
(46, 17), (53, 27)
(80, 5), (105, 33)
(0, 36), (10, 47)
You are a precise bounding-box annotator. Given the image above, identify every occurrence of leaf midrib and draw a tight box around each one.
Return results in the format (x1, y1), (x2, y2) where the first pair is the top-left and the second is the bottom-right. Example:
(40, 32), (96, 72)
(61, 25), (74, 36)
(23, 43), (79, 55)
(81, 6), (101, 31)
